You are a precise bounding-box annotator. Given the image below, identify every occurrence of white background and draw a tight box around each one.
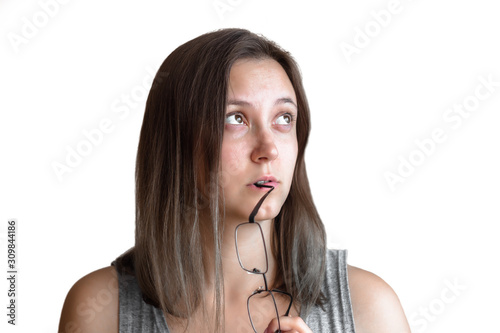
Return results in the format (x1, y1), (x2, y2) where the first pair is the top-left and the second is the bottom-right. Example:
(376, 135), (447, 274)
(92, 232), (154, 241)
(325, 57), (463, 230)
(1, 0), (499, 332)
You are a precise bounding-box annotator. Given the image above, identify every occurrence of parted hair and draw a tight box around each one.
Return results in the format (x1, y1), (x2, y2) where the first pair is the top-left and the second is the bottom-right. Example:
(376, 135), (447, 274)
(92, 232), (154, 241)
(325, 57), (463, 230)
(115, 28), (326, 331)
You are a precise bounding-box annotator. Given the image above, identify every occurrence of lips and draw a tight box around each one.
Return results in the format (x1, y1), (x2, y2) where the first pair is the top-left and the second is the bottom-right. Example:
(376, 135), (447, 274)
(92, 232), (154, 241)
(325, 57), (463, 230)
(249, 176), (278, 188)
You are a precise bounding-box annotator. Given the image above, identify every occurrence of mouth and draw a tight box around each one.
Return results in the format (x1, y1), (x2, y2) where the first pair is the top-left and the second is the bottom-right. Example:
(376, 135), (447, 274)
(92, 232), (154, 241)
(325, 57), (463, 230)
(250, 176), (278, 189)
(254, 180), (273, 186)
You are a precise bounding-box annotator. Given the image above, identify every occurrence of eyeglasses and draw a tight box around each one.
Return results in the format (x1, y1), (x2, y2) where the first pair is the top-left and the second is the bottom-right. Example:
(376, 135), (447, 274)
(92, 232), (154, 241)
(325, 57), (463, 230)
(234, 185), (293, 333)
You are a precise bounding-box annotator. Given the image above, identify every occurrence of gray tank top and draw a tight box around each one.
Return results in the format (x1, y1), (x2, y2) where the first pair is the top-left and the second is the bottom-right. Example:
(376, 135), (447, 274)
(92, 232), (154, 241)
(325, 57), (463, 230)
(112, 249), (356, 332)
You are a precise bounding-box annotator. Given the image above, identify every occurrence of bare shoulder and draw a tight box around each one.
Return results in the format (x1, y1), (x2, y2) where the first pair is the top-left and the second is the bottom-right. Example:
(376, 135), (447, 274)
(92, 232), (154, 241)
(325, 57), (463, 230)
(58, 266), (119, 333)
(347, 265), (410, 333)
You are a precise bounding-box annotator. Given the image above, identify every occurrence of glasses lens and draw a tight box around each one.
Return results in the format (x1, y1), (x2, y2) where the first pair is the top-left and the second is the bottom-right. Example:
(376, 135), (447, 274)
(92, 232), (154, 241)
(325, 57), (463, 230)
(248, 291), (292, 333)
(235, 222), (268, 274)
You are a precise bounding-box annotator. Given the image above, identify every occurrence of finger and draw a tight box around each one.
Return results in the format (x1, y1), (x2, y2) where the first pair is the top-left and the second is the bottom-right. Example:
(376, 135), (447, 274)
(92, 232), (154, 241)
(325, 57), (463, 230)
(265, 315), (313, 333)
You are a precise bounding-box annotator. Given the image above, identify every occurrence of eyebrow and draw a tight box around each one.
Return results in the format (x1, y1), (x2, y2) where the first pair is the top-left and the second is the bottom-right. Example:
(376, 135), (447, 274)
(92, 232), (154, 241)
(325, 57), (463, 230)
(227, 97), (297, 110)
(275, 97), (297, 110)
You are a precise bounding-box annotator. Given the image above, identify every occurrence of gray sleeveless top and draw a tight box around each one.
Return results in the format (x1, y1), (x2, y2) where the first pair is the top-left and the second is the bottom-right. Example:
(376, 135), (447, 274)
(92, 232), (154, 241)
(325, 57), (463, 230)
(112, 249), (356, 332)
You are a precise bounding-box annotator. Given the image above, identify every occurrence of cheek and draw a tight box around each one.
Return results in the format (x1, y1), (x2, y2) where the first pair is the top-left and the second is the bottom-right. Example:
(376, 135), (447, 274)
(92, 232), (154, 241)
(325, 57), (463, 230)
(220, 143), (246, 187)
(279, 140), (298, 172)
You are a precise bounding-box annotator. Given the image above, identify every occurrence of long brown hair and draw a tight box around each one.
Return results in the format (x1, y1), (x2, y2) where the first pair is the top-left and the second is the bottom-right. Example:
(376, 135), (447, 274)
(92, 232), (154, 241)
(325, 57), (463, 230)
(116, 28), (326, 331)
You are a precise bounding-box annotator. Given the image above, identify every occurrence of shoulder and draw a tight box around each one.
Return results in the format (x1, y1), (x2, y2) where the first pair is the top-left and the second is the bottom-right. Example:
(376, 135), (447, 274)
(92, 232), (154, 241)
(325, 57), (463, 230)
(58, 266), (119, 333)
(347, 265), (410, 333)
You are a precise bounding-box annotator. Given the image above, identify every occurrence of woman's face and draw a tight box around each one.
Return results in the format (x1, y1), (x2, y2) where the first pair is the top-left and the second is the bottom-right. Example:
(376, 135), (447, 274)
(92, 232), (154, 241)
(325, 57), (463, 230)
(221, 58), (298, 223)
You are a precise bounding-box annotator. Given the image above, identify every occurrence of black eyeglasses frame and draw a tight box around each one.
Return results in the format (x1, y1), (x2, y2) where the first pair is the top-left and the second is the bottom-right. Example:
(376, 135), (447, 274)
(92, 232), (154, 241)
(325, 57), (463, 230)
(234, 184), (293, 333)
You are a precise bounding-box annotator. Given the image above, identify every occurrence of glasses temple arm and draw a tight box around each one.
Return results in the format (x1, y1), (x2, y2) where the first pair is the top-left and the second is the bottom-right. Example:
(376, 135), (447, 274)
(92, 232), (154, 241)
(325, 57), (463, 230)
(248, 185), (274, 223)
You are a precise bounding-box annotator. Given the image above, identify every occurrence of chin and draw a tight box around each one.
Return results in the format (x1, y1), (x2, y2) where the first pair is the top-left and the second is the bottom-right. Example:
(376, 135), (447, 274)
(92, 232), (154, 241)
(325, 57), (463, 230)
(254, 206), (282, 223)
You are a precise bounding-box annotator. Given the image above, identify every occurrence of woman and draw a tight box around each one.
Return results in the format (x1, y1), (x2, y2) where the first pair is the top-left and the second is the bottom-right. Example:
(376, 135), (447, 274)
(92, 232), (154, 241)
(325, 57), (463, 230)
(58, 28), (410, 333)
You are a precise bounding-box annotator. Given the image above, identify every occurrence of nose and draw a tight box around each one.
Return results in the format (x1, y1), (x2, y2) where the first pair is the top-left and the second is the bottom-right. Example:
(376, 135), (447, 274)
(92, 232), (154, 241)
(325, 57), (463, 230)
(250, 130), (279, 163)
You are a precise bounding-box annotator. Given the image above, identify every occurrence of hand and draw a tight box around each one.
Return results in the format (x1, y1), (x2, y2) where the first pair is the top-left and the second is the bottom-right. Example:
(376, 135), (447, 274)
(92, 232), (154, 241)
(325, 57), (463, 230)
(264, 315), (313, 333)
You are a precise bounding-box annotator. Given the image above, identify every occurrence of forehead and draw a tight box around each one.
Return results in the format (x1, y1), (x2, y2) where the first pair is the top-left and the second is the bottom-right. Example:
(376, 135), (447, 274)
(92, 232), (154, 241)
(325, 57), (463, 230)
(227, 58), (297, 103)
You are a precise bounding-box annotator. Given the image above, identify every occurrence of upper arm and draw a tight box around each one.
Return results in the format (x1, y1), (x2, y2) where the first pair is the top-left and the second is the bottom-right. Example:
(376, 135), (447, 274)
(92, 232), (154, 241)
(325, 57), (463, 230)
(347, 265), (410, 333)
(58, 266), (119, 333)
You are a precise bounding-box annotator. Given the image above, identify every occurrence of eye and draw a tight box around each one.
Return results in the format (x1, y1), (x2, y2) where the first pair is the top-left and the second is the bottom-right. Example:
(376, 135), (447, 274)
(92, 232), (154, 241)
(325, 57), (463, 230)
(225, 113), (245, 125)
(276, 113), (293, 125)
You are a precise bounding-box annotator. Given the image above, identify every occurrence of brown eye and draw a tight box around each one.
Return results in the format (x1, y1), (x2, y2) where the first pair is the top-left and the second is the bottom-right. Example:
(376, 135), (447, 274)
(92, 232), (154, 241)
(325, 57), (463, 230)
(276, 113), (292, 125)
(225, 113), (245, 125)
